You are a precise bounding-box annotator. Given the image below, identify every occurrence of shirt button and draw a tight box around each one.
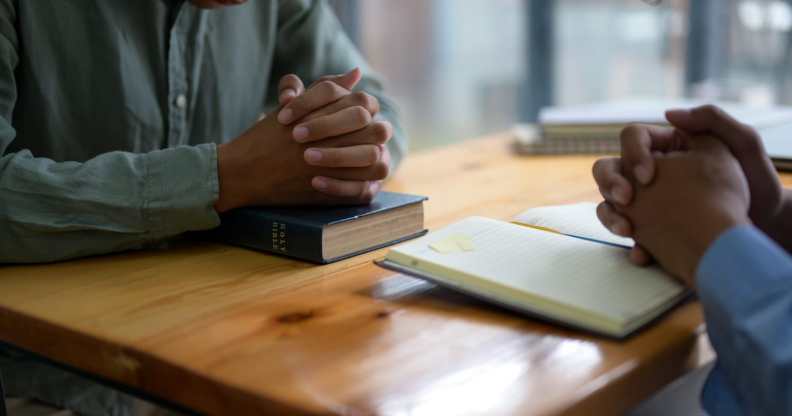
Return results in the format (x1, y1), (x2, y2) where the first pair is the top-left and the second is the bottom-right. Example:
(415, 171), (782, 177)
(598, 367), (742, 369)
(175, 94), (187, 109)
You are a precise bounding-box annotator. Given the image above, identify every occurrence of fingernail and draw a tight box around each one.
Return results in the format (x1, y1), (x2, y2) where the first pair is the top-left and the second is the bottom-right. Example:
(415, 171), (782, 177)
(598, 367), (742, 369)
(293, 125), (309, 142)
(666, 108), (692, 122)
(612, 220), (629, 236)
(667, 107), (689, 114)
(611, 186), (628, 205)
(634, 164), (651, 185)
(313, 177), (328, 190)
(278, 108), (293, 124)
(304, 149), (322, 164)
(279, 89), (295, 102)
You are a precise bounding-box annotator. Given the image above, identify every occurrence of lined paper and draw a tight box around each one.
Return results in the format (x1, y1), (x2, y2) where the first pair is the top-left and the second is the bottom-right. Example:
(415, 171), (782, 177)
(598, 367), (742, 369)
(389, 217), (683, 326)
(513, 202), (634, 247)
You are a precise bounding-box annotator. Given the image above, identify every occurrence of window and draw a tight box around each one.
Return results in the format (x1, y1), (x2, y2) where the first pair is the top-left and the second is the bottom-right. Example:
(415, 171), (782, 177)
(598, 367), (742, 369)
(356, 0), (527, 149)
(331, 0), (792, 150)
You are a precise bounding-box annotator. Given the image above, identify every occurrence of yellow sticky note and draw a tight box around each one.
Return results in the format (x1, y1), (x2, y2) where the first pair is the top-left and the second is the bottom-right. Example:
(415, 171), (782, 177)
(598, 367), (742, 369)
(429, 240), (459, 253)
(429, 234), (475, 254)
(457, 237), (475, 251)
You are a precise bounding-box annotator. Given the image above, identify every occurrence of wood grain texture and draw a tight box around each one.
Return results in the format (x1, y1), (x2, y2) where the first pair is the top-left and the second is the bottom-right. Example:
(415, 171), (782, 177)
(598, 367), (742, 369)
(1, 133), (787, 415)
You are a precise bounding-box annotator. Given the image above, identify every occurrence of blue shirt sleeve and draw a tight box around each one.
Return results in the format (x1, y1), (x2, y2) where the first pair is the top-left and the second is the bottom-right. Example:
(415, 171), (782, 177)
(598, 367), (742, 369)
(696, 225), (792, 416)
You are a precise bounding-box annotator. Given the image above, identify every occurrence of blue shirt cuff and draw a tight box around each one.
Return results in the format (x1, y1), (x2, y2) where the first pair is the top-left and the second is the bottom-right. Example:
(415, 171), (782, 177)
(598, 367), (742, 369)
(697, 225), (792, 304)
(696, 224), (792, 415)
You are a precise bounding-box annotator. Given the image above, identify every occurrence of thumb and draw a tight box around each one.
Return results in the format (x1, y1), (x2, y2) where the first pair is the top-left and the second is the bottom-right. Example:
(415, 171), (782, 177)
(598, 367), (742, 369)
(687, 134), (733, 158)
(335, 67), (363, 90)
(334, 67), (362, 90)
(666, 105), (765, 158)
(312, 67), (362, 91)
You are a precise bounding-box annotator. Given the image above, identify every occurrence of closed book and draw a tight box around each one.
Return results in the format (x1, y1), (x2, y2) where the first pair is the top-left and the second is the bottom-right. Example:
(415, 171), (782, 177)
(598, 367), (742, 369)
(211, 192), (427, 264)
(514, 99), (792, 165)
(378, 203), (688, 338)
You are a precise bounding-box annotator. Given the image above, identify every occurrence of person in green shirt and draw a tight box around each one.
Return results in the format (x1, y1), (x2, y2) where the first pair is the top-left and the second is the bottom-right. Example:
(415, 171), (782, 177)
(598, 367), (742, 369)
(0, 0), (406, 263)
(0, 0), (406, 414)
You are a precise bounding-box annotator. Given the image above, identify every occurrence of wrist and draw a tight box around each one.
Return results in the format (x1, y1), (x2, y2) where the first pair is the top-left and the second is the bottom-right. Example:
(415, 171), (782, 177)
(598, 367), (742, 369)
(770, 188), (792, 232)
(214, 143), (246, 213)
(748, 189), (792, 253)
(688, 209), (749, 284)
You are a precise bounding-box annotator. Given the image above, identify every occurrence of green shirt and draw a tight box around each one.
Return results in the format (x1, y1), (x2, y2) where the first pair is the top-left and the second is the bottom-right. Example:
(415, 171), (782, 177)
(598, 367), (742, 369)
(0, 0), (406, 263)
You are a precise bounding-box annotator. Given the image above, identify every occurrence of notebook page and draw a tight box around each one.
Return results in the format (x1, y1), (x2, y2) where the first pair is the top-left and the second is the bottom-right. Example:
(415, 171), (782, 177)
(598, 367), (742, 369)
(389, 217), (683, 325)
(513, 202), (633, 247)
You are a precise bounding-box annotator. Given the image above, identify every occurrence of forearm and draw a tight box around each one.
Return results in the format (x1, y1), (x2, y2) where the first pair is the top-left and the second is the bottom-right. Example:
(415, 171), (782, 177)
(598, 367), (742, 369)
(0, 145), (220, 263)
(696, 225), (792, 415)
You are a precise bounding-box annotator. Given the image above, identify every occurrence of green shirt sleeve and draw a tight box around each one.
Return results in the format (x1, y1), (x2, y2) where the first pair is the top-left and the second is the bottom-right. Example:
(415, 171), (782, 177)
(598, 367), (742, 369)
(0, 3), (220, 264)
(0, 1), (407, 264)
(270, 0), (408, 169)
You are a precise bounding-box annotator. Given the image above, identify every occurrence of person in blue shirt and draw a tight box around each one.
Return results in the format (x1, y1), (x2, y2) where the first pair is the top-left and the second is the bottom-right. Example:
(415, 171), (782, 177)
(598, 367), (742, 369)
(593, 104), (792, 415)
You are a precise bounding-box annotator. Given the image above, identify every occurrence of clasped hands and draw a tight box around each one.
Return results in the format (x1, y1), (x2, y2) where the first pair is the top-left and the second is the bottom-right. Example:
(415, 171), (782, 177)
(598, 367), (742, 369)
(215, 68), (392, 212)
(593, 105), (785, 286)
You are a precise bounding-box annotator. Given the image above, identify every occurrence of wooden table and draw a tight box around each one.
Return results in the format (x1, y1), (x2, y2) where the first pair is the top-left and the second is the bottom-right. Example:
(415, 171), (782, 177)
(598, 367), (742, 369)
(0, 133), (767, 415)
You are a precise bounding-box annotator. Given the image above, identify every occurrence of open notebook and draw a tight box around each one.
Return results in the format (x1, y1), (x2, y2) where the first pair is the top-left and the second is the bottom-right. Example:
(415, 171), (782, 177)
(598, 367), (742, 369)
(377, 203), (688, 338)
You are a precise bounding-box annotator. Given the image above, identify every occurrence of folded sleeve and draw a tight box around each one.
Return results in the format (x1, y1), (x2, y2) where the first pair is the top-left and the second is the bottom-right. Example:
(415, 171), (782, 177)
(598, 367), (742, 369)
(0, 2), (220, 264)
(696, 225), (792, 415)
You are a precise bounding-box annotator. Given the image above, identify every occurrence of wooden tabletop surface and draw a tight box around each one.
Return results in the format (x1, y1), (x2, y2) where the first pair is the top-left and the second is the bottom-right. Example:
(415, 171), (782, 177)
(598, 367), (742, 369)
(0, 133), (781, 415)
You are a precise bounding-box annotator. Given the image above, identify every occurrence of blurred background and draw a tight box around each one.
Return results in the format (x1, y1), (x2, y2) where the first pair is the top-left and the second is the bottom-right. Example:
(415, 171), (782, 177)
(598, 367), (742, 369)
(328, 0), (792, 150)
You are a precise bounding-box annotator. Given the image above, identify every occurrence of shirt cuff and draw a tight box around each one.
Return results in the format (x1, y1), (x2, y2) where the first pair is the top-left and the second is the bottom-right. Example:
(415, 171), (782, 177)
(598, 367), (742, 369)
(697, 225), (792, 308)
(143, 144), (221, 237)
(696, 227), (792, 415)
(696, 223), (792, 371)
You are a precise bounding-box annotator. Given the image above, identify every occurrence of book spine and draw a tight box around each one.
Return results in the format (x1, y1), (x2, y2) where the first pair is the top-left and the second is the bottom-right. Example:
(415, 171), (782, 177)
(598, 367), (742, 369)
(216, 210), (325, 263)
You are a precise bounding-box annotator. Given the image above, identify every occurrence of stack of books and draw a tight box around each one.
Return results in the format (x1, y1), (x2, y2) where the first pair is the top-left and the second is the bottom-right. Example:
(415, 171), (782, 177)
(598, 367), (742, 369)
(514, 99), (792, 170)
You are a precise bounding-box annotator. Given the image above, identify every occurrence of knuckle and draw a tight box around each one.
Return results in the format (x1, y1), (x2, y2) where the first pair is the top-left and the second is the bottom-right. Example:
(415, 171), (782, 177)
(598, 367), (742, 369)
(737, 124), (764, 154)
(620, 124), (643, 144)
(351, 91), (368, 104)
(359, 189), (375, 204)
(288, 97), (307, 113)
(353, 92), (378, 112)
(699, 104), (721, 115)
(320, 151), (339, 166)
(695, 104), (723, 121)
(366, 145), (381, 165)
(325, 181), (346, 196)
(597, 184), (610, 201)
(371, 121), (392, 143)
(592, 160), (614, 186)
(352, 106), (372, 125)
(596, 202), (610, 222)
(592, 158), (606, 177)
(596, 202), (619, 227)
(317, 80), (340, 98)
(593, 158), (623, 187)
(280, 73), (298, 85)
(371, 161), (390, 180)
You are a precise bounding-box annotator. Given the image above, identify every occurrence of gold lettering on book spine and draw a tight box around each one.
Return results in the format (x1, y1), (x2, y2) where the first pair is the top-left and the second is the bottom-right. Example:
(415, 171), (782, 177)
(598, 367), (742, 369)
(271, 222), (288, 253)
